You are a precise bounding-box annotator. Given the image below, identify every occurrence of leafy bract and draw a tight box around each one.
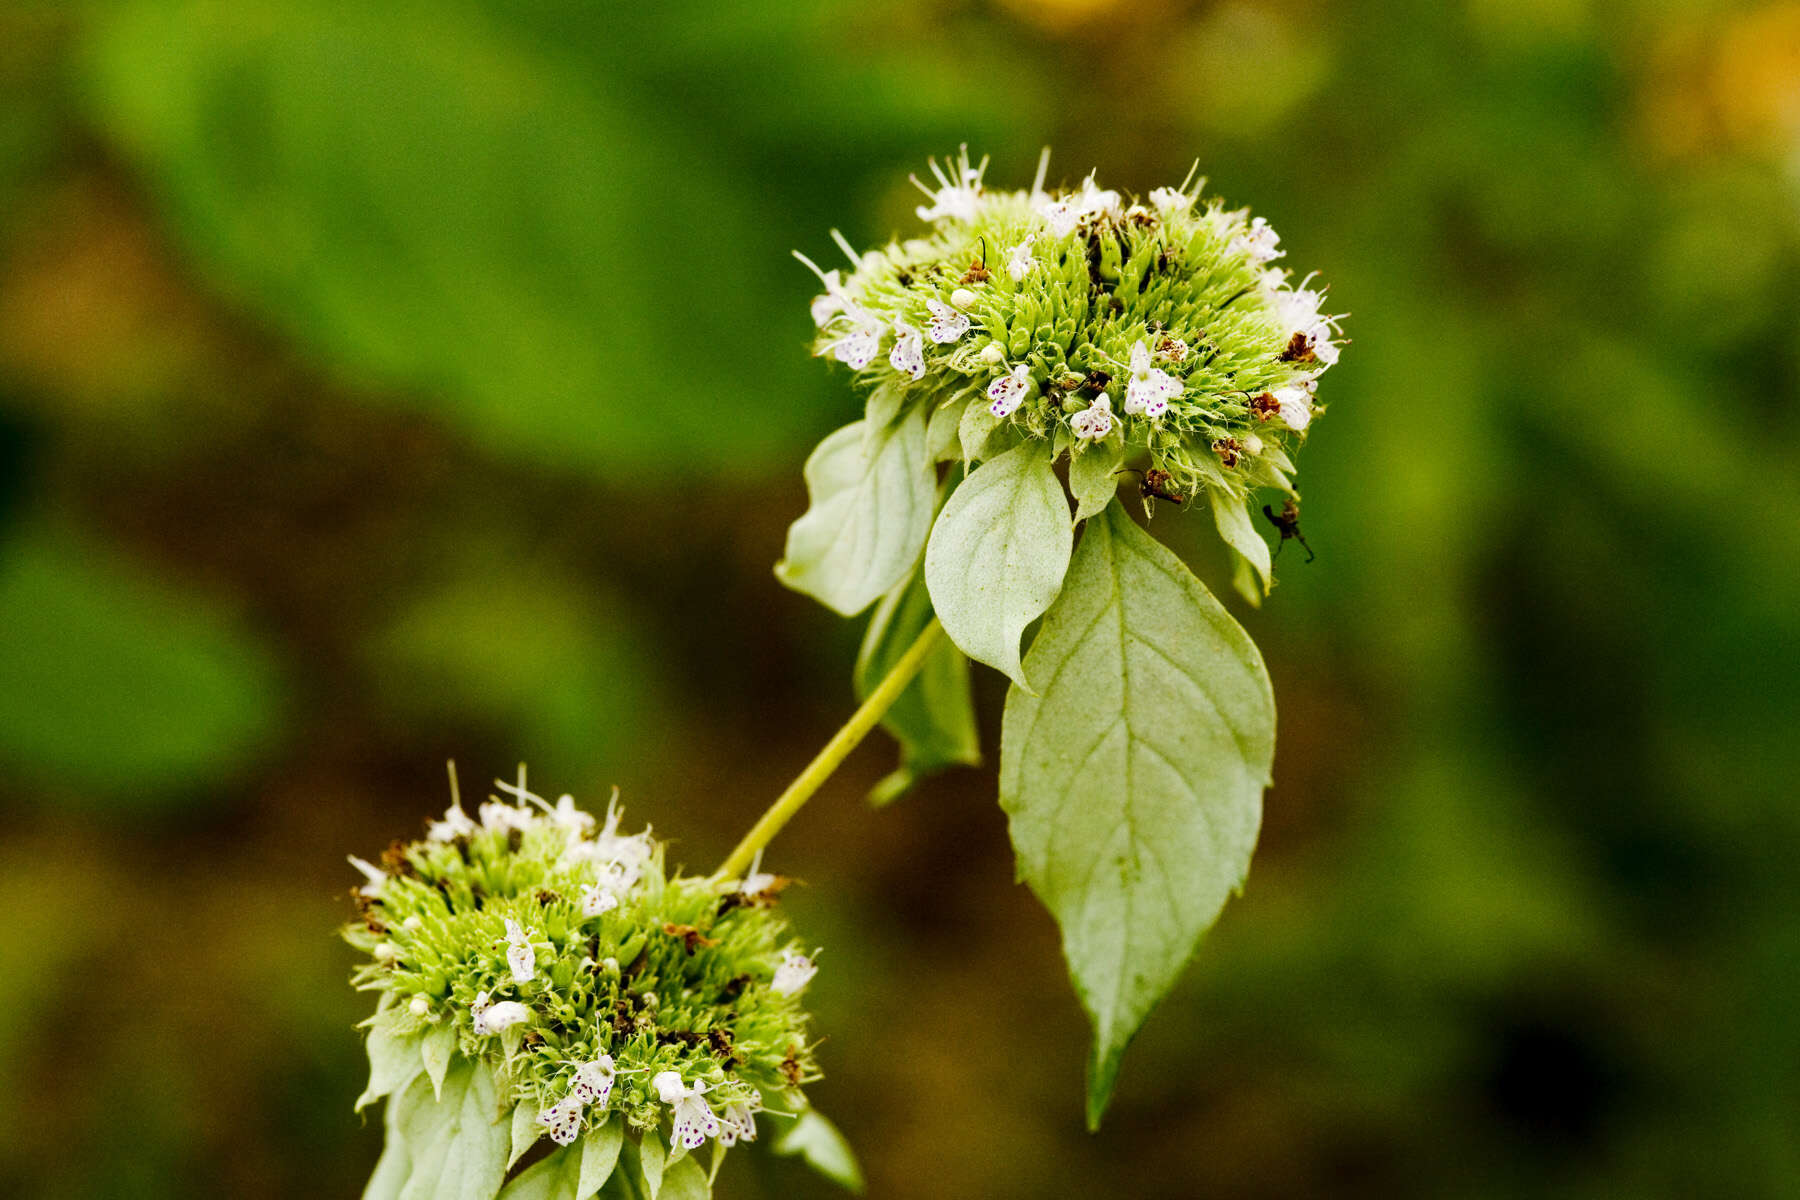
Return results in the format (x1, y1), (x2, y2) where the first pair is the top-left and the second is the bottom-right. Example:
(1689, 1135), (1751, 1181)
(498, 1143), (585, 1200)
(773, 1109), (865, 1193)
(395, 1060), (510, 1200)
(855, 564), (980, 805)
(364, 1096), (413, 1200)
(999, 505), (1273, 1127)
(1210, 490), (1272, 599)
(357, 1015), (425, 1112)
(925, 440), (1072, 689)
(776, 410), (935, 617)
(1067, 443), (1123, 525)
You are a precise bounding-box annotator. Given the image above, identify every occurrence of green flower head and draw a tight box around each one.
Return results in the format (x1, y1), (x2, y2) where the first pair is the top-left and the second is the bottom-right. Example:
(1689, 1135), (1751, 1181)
(798, 147), (1342, 514)
(345, 774), (826, 1193)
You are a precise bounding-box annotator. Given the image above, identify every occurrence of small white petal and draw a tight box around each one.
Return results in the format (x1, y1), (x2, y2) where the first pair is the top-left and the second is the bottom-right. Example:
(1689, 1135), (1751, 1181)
(772, 951), (818, 996)
(347, 856), (386, 898)
(1071, 396), (1114, 441)
(925, 299), (970, 344)
(832, 327), (880, 369)
(889, 321), (926, 381)
(537, 1098), (584, 1147)
(986, 365), (1032, 418)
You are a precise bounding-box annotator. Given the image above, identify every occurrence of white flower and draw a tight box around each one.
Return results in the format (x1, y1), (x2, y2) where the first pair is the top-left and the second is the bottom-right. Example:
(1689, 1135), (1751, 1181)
(537, 1097), (584, 1147)
(830, 324), (881, 369)
(1149, 186), (1194, 213)
(889, 320), (926, 381)
(1309, 327), (1341, 367)
(504, 918), (536, 984)
(925, 298), (970, 344)
(809, 268), (845, 327)
(771, 950), (818, 996)
(978, 341), (1006, 364)
(426, 801), (477, 842)
(717, 1100), (758, 1147)
(540, 794), (594, 836)
(347, 856), (386, 898)
(471, 991), (530, 1036)
(1070, 395), (1114, 441)
(950, 287), (979, 310)
(1242, 433), (1265, 456)
(1007, 234), (1039, 281)
(1272, 386), (1313, 430)
(478, 800), (534, 833)
(654, 1072), (721, 1151)
(570, 1056), (616, 1108)
(1123, 339), (1182, 419)
(910, 148), (987, 223)
(1038, 198), (1079, 237)
(986, 364), (1032, 418)
(1232, 216), (1283, 264)
(580, 881), (620, 917)
(737, 851), (778, 898)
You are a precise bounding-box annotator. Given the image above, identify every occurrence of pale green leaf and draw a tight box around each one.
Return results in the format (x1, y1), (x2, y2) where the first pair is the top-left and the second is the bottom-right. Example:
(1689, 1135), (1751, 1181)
(509, 1100), (541, 1169)
(775, 410), (935, 617)
(364, 1093), (413, 1200)
(637, 1133), (666, 1199)
(422, 1022), (458, 1100)
(1067, 444), (1123, 525)
(926, 394), (971, 462)
(576, 1117), (625, 1199)
(773, 1109), (865, 1193)
(999, 505), (1274, 1128)
(396, 1060), (511, 1200)
(863, 380), (907, 438)
(498, 1143), (584, 1200)
(958, 399), (1001, 466)
(357, 1019), (425, 1112)
(1210, 490), (1272, 598)
(925, 441), (1073, 688)
(656, 1157), (709, 1200)
(855, 565), (980, 806)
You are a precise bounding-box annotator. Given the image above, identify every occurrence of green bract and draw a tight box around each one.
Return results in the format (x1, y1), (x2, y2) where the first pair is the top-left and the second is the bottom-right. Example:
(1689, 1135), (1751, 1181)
(345, 777), (853, 1199)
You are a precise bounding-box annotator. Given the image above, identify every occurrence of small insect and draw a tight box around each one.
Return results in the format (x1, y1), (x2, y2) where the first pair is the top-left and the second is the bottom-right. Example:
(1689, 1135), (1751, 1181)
(662, 923), (720, 955)
(960, 238), (991, 285)
(1212, 437), (1242, 468)
(1262, 498), (1315, 562)
(1079, 369), (1112, 397)
(1140, 468), (1186, 504)
(1277, 331), (1317, 363)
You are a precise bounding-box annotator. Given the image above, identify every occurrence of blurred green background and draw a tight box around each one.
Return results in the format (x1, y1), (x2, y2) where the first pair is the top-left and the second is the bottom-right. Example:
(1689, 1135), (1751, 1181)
(2, 0), (1798, 1196)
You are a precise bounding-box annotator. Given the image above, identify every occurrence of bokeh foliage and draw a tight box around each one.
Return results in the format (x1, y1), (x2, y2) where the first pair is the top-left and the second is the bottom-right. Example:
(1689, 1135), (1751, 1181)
(1, 0), (1798, 1197)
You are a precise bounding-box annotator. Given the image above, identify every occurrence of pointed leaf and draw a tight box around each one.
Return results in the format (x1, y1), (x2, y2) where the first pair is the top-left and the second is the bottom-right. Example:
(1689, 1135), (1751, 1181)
(855, 565), (979, 805)
(576, 1117), (625, 1198)
(1067, 444), (1122, 525)
(958, 399), (1000, 465)
(396, 1060), (510, 1200)
(925, 441), (1072, 688)
(775, 410), (935, 617)
(637, 1133), (666, 1198)
(357, 1019), (425, 1112)
(926, 394), (971, 462)
(773, 1109), (865, 1193)
(510, 1100), (542, 1168)
(498, 1143), (585, 1200)
(999, 505), (1274, 1128)
(421, 1021), (458, 1099)
(1210, 491), (1272, 598)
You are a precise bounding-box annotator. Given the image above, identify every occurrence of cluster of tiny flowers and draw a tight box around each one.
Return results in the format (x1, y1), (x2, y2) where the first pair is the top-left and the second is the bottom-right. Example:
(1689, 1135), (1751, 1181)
(346, 775), (820, 1160)
(799, 148), (1343, 500)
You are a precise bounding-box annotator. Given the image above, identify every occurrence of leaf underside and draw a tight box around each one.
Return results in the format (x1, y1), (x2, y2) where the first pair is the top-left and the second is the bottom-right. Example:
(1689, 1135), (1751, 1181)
(776, 409), (936, 617)
(925, 440), (1073, 688)
(999, 504), (1274, 1128)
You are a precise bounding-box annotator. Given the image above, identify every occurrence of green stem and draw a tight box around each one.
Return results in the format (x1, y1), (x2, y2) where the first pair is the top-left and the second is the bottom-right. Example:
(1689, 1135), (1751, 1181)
(716, 617), (944, 878)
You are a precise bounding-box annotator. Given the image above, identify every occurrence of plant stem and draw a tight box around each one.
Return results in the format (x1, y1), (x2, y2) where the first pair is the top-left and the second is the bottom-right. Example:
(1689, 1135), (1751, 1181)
(716, 617), (944, 878)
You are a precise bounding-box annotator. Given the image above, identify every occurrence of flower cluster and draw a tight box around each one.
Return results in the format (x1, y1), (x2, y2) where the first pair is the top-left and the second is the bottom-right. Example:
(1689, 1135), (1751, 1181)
(345, 774), (821, 1170)
(799, 148), (1342, 506)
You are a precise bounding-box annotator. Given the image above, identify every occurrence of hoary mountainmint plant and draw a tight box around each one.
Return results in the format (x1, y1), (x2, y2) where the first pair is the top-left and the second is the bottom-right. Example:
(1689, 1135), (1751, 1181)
(767, 149), (1342, 1125)
(346, 772), (859, 1200)
(345, 149), (1339, 1198)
